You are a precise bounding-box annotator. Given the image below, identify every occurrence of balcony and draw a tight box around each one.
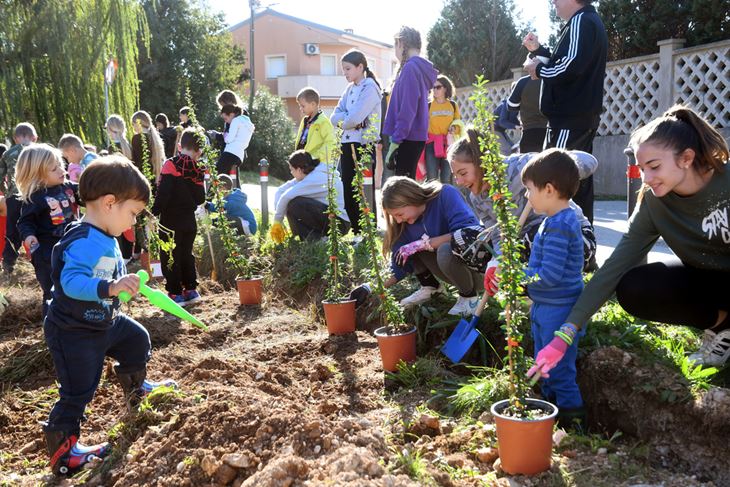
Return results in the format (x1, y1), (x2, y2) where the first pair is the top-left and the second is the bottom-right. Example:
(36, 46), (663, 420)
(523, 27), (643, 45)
(277, 75), (348, 99)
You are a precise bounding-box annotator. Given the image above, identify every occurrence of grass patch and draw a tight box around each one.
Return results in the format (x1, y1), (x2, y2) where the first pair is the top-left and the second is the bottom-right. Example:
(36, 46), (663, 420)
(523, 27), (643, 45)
(433, 366), (512, 417)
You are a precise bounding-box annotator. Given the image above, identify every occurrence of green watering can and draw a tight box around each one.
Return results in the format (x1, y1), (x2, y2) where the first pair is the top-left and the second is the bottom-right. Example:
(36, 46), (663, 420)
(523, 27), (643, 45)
(119, 270), (208, 331)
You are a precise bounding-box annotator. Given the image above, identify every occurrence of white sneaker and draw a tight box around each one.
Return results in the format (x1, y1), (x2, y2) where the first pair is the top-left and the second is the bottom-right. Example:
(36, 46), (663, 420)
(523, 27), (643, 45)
(447, 295), (480, 317)
(688, 329), (730, 367)
(399, 285), (441, 307)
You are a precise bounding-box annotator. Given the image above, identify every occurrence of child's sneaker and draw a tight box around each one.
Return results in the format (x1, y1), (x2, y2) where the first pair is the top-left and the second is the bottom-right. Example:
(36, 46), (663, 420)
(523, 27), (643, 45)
(183, 289), (201, 305)
(447, 295), (480, 316)
(688, 329), (730, 367)
(45, 431), (110, 476)
(399, 285), (442, 307)
(168, 293), (188, 307)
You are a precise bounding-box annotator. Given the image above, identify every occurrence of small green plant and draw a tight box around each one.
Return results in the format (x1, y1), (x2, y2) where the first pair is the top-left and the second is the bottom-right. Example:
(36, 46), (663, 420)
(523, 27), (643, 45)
(386, 357), (447, 390)
(436, 365), (512, 416)
(389, 446), (434, 484)
(352, 117), (407, 334)
(184, 92), (254, 281)
(471, 76), (531, 416)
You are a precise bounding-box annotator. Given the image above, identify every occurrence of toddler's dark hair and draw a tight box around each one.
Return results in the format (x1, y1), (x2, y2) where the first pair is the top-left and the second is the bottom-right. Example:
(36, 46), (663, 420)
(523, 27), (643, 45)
(79, 156), (150, 204)
(288, 150), (320, 175)
(521, 148), (579, 199)
(218, 174), (234, 191)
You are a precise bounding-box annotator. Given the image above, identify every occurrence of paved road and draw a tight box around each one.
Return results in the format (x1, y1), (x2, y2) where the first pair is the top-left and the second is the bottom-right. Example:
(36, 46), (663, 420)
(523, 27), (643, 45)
(241, 182), (677, 267)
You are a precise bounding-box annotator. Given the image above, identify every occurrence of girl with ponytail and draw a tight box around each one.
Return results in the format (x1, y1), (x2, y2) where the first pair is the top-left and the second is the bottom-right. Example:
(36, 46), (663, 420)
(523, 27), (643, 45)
(382, 26), (438, 179)
(330, 48), (382, 234)
(530, 105), (730, 382)
(131, 110), (165, 181)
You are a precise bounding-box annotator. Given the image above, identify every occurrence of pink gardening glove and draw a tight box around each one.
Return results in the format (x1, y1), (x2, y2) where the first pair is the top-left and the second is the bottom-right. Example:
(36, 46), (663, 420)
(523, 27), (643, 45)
(395, 237), (432, 266)
(483, 259), (499, 296)
(527, 336), (569, 379)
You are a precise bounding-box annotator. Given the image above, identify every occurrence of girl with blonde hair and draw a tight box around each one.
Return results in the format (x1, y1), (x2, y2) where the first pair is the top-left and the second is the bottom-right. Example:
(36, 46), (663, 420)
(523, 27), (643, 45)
(382, 26), (437, 179)
(131, 110), (165, 181)
(105, 114), (132, 159)
(349, 176), (485, 316)
(15, 144), (79, 313)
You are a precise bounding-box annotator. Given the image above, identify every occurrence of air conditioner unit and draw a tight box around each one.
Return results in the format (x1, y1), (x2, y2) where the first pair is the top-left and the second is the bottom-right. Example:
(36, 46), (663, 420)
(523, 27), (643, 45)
(304, 43), (320, 56)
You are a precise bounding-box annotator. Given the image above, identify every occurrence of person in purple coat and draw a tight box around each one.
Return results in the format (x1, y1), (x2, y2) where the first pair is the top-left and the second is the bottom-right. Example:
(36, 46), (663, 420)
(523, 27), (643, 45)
(382, 26), (438, 179)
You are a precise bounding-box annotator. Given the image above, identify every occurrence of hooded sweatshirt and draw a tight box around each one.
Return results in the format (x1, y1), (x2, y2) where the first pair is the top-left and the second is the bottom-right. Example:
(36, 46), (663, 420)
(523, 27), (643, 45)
(383, 56), (438, 144)
(330, 77), (382, 145)
(224, 188), (258, 235)
(273, 162), (349, 224)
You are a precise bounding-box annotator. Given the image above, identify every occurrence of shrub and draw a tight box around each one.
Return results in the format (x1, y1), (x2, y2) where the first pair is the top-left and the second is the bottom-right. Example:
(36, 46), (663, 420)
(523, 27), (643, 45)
(244, 86), (295, 181)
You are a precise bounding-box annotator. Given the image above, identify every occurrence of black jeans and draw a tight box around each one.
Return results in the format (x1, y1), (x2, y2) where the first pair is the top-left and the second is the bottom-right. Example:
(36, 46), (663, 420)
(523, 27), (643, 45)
(216, 152), (242, 188)
(544, 127), (597, 223)
(520, 127), (547, 153)
(286, 196), (350, 240)
(31, 249), (53, 316)
(44, 315), (150, 433)
(160, 228), (198, 295)
(3, 194), (22, 269)
(339, 142), (375, 234)
(392, 140), (426, 179)
(615, 262), (730, 329)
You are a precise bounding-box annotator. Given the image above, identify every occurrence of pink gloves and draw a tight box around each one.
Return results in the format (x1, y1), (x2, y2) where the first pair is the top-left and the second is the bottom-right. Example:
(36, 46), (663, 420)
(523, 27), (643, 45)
(395, 236), (433, 266)
(483, 259), (499, 296)
(527, 337), (568, 379)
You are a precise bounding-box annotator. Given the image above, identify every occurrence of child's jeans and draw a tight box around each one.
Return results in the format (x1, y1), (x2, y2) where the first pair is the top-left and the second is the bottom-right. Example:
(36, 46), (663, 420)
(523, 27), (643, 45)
(43, 314), (151, 434)
(531, 302), (584, 410)
(31, 249), (53, 316)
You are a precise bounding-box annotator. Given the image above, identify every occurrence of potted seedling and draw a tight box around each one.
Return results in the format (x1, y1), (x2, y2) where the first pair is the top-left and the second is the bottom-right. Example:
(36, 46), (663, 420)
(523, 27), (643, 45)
(472, 78), (557, 475)
(353, 120), (415, 372)
(186, 99), (262, 305)
(321, 141), (356, 334)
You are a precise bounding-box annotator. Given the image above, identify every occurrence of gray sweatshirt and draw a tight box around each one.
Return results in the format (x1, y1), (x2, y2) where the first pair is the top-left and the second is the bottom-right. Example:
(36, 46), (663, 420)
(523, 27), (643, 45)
(567, 166), (730, 327)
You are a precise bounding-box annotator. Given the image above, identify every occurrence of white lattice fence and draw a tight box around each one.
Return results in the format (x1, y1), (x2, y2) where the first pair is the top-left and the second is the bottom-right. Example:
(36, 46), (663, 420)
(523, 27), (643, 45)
(453, 39), (730, 137)
(454, 79), (514, 122)
(674, 43), (730, 128)
(599, 56), (661, 136)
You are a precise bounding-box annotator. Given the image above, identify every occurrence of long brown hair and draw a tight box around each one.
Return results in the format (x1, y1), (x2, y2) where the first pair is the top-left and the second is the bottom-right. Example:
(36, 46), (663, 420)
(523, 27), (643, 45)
(630, 104), (728, 202)
(131, 110), (165, 179)
(341, 49), (381, 89)
(393, 26), (421, 81)
(381, 176), (442, 255)
(447, 127), (486, 192)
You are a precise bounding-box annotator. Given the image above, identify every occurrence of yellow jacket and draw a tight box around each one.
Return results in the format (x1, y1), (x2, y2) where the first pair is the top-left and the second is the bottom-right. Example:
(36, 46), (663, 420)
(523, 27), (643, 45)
(294, 112), (337, 164)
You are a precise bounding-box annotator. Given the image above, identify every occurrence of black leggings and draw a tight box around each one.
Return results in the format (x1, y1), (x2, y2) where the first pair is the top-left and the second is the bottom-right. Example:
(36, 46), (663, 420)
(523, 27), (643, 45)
(615, 262), (730, 329)
(217, 152), (241, 187)
(286, 196), (350, 240)
(339, 142), (376, 234)
(393, 140), (425, 179)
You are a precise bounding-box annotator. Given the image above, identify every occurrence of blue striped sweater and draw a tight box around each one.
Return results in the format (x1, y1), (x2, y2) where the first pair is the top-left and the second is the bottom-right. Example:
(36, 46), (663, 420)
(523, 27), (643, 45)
(525, 207), (583, 305)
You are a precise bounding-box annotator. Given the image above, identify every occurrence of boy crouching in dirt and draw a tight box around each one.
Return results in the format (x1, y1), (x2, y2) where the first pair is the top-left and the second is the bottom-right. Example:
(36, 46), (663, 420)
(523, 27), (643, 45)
(43, 157), (176, 476)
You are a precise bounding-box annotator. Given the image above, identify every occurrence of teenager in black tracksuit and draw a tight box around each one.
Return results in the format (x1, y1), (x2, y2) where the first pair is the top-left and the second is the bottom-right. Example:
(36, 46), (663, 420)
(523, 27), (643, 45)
(151, 129), (205, 304)
(525, 0), (607, 223)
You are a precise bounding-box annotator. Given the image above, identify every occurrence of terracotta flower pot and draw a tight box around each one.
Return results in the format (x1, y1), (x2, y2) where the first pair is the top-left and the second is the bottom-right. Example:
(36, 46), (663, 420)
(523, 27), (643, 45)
(237, 276), (263, 305)
(491, 398), (558, 475)
(322, 299), (356, 335)
(374, 325), (417, 372)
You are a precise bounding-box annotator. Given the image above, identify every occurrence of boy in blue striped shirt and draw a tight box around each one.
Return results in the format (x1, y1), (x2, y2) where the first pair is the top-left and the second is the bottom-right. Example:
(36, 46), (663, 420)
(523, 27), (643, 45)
(521, 148), (585, 427)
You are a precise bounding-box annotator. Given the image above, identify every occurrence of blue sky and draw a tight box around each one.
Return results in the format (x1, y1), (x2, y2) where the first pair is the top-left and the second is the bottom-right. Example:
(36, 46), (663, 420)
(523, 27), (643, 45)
(206, 0), (554, 46)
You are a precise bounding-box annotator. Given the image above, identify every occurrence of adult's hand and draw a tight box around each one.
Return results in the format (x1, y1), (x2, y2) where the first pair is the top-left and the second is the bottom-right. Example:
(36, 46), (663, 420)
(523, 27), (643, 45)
(523, 32), (539, 52)
(524, 57), (540, 80)
(349, 283), (372, 307)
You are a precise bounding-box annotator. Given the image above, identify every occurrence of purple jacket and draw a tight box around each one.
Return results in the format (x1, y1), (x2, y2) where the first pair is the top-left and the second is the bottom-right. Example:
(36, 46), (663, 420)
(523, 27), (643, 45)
(383, 56), (438, 143)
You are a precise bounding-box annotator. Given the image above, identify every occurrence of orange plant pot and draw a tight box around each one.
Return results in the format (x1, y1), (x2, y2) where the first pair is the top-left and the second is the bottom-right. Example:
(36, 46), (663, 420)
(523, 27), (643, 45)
(237, 276), (263, 305)
(322, 299), (356, 335)
(374, 326), (417, 372)
(491, 398), (558, 475)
